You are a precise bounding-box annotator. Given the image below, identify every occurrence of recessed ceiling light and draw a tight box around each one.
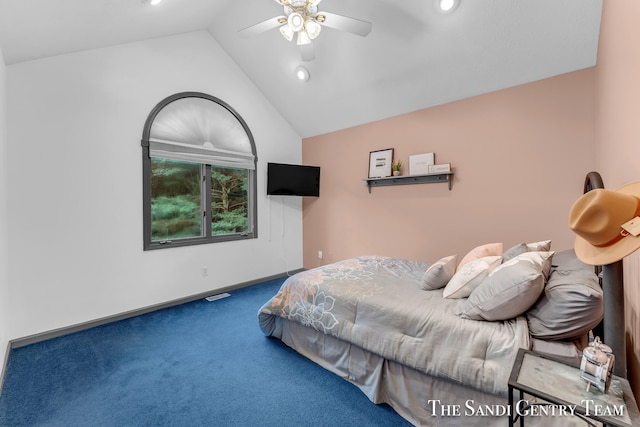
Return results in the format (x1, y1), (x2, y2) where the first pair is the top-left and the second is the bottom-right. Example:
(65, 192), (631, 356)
(437, 0), (460, 14)
(150, 0), (163, 5)
(295, 66), (310, 82)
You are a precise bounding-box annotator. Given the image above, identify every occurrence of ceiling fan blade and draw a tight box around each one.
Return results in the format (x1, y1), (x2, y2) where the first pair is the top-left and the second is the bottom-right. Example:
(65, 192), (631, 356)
(299, 43), (316, 62)
(239, 16), (286, 38)
(317, 11), (372, 37)
(274, 0), (322, 5)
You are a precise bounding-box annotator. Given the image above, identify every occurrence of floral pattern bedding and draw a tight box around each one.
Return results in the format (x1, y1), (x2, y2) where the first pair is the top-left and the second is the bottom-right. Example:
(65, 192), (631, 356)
(258, 255), (530, 395)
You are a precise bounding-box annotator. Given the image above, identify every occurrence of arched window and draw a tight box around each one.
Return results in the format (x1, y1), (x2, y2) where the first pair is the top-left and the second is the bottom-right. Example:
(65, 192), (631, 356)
(141, 92), (257, 250)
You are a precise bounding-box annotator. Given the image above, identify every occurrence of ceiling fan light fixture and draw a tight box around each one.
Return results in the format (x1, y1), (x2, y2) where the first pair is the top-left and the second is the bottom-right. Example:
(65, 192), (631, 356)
(438, 0), (460, 14)
(295, 66), (310, 82)
(279, 24), (295, 42)
(305, 19), (322, 40)
(296, 29), (312, 46)
(288, 12), (304, 32)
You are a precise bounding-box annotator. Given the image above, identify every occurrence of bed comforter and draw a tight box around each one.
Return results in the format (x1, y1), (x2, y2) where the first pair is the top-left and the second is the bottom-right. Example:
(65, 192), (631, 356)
(259, 256), (530, 395)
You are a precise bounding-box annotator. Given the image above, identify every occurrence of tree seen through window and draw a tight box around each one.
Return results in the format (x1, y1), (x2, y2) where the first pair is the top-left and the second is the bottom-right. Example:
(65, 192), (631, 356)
(150, 159), (249, 242)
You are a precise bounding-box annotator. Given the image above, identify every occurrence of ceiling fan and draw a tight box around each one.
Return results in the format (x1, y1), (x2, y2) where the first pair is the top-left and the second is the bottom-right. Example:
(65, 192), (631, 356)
(239, 0), (373, 61)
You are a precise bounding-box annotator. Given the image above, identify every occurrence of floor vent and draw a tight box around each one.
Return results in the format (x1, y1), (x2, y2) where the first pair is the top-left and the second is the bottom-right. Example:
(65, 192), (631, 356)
(205, 293), (231, 302)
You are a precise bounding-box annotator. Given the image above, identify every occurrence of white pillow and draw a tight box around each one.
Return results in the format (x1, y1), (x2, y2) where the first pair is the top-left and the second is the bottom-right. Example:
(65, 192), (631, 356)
(443, 256), (501, 299)
(456, 243), (503, 272)
(421, 255), (458, 290)
(526, 240), (552, 251)
(459, 251), (554, 321)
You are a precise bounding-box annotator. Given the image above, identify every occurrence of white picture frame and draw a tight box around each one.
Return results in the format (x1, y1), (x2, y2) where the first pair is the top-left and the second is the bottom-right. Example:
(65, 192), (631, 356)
(368, 148), (394, 178)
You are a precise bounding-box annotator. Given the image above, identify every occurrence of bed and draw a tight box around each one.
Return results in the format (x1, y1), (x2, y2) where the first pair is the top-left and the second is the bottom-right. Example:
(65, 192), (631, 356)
(257, 173), (624, 427)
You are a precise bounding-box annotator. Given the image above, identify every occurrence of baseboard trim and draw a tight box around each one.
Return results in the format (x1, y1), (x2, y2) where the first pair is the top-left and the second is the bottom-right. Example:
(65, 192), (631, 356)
(9, 270), (303, 350)
(0, 341), (10, 396)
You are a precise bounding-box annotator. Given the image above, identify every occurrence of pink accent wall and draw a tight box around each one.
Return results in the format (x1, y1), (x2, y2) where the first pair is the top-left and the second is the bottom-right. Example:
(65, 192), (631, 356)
(596, 0), (640, 401)
(303, 0), (640, 403)
(303, 69), (596, 268)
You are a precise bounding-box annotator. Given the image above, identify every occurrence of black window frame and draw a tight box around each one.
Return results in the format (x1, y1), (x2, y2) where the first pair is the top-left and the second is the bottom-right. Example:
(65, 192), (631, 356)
(141, 92), (258, 250)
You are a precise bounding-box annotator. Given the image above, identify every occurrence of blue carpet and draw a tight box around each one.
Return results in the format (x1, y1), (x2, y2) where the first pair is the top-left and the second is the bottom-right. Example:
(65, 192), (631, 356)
(0, 277), (410, 426)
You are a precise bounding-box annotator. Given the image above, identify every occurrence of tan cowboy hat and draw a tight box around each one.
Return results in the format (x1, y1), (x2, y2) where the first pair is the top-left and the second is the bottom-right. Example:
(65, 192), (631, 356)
(569, 180), (640, 265)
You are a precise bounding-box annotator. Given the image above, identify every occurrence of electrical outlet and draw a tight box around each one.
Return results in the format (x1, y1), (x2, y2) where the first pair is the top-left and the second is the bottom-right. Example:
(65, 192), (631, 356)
(202, 267), (208, 277)
(318, 250), (323, 259)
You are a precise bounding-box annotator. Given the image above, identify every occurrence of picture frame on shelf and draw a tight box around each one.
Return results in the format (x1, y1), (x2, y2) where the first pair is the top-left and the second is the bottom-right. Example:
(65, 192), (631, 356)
(409, 152), (435, 175)
(368, 148), (394, 178)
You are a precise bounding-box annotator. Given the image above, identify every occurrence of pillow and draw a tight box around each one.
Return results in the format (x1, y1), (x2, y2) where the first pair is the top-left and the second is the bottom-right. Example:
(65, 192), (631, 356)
(527, 250), (603, 340)
(443, 256), (501, 299)
(550, 248), (589, 272)
(502, 240), (552, 263)
(459, 251), (554, 321)
(527, 240), (552, 251)
(502, 243), (528, 263)
(421, 255), (458, 290)
(456, 243), (503, 272)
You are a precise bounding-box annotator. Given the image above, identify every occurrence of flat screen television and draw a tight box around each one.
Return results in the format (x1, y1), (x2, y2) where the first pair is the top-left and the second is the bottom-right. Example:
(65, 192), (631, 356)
(267, 163), (320, 197)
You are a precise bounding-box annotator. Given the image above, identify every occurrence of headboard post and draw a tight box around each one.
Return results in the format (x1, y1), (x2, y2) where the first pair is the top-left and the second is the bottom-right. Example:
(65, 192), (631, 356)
(602, 263), (626, 378)
(583, 171), (627, 379)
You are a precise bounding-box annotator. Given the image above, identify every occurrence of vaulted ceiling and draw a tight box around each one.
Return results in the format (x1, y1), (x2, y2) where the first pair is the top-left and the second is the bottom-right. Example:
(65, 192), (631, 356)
(0, 0), (603, 138)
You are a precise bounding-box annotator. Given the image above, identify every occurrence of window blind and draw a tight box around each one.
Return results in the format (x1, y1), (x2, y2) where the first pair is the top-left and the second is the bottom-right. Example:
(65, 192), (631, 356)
(147, 96), (255, 170)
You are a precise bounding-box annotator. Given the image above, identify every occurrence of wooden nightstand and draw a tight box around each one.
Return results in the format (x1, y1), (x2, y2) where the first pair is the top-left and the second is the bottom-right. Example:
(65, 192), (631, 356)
(508, 348), (640, 427)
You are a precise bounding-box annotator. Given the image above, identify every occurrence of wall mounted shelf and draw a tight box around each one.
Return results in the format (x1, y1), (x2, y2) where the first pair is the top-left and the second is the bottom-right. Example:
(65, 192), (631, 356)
(364, 172), (453, 193)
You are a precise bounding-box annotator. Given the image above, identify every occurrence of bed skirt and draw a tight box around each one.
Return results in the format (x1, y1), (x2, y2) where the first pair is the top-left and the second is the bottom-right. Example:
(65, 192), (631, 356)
(268, 316), (589, 427)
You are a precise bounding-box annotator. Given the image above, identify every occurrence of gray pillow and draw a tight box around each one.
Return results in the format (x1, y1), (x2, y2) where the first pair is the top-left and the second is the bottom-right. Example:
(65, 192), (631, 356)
(459, 252), (552, 321)
(421, 255), (457, 290)
(527, 250), (603, 340)
(502, 240), (552, 263)
(550, 249), (592, 272)
(502, 243), (528, 263)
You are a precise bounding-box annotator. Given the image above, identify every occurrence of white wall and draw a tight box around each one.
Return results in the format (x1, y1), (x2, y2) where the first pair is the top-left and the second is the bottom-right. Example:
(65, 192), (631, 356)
(6, 31), (303, 340)
(0, 44), (9, 369)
